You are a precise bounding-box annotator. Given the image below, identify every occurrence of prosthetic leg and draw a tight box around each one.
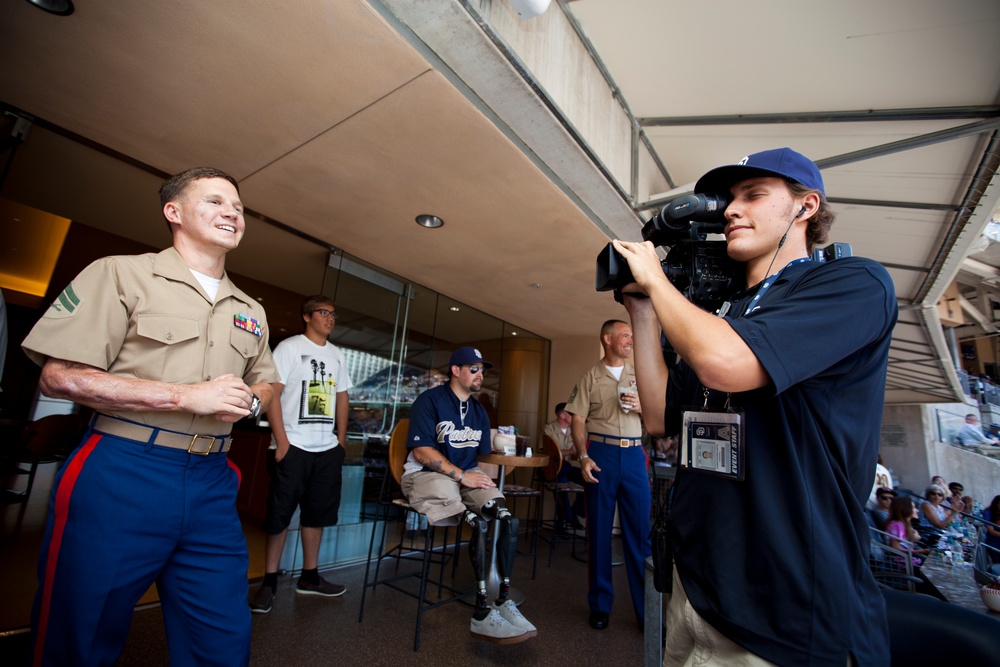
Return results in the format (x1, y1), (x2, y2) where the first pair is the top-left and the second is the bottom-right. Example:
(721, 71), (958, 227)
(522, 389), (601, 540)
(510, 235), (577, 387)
(465, 501), (536, 642)
(481, 499), (519, 605)
(464, 509), (491, 618)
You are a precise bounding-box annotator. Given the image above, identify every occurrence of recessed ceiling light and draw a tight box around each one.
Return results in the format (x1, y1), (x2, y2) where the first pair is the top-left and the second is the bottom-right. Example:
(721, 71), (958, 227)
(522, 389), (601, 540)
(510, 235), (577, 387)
(24, 0), (74, 15)
(511, 331), (518, 336)
(530, 283), (542, 289)
(415, 214), (444, 229)
(450, 306), (461, 312)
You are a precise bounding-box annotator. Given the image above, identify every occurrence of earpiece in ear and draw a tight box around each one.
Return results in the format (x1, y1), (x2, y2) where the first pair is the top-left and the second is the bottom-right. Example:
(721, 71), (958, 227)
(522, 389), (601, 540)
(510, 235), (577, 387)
(796, 206), (807, 218)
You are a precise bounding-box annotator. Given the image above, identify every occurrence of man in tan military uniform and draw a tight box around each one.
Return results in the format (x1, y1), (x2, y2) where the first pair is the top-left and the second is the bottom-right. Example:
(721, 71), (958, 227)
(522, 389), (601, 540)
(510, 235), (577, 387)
(543, 402), (585, 532)
(22, 167), (277, 666)
(566, 319), (651, 631)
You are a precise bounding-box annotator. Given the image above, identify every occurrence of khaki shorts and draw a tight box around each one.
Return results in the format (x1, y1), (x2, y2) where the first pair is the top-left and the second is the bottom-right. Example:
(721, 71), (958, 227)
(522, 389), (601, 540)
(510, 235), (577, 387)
(664, 569), (856, 667)
(664, 568), (778, 667)
(400, 469), (503, 525)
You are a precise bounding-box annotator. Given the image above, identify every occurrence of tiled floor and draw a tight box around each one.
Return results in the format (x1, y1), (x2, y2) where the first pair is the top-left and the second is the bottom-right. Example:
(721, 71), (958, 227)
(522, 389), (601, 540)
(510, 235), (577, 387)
(2, 460), (650, 666)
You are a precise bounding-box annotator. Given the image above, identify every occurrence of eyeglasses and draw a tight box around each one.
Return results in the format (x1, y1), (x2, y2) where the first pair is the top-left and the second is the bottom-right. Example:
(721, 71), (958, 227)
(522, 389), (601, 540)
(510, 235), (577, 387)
(467, 365), (485, 374)
(313, 309), (337, 318)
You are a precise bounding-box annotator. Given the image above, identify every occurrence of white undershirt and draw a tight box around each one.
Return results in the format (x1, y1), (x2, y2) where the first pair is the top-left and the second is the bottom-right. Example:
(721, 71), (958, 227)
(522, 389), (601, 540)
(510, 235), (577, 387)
(606, 364), (624, 381)
(190, 269), (222, 301)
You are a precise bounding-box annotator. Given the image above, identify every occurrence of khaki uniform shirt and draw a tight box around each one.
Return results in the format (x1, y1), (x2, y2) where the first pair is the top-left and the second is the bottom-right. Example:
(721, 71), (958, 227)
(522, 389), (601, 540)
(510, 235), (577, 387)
(543, 420), (574, 453)
(22, 247), (278, 435)
(565, 360), (642, 439)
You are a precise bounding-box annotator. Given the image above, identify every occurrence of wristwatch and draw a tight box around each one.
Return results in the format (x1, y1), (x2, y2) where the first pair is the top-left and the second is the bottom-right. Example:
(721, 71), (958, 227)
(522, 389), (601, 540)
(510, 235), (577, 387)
(249, 394), (262, 419)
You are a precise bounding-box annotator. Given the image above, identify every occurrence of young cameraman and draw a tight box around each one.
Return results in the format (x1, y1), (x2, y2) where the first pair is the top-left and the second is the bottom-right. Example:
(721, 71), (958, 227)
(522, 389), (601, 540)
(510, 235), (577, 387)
(614, 148), (896, 666)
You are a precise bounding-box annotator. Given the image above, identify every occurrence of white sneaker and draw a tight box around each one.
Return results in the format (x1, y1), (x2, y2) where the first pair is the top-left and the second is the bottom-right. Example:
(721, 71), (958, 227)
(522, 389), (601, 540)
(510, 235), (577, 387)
(494, 599), (537, 637)
(470, 608), (530, 644)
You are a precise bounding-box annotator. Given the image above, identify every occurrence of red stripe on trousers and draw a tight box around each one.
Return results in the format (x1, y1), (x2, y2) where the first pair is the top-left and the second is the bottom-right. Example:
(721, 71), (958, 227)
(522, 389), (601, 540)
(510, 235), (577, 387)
(32, 433), (102, 667)
(227, 458), (241, 489)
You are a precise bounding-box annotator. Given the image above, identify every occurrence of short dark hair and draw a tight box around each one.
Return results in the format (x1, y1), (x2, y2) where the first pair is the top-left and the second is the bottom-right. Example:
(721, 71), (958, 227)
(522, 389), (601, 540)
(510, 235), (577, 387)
(786, 180), (835, 253)
(160, 167), (239, 209)
(301, 295), (335, 319)
(159, 167), (240, 233)
(555, 402), (567, 416)
(600, 319), (627, 339)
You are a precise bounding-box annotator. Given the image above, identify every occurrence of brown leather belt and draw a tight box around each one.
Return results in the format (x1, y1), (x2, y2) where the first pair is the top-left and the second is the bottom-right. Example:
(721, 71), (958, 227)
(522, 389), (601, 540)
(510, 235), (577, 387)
(91, 414), (232, 455)
(589, 434), (642, 447)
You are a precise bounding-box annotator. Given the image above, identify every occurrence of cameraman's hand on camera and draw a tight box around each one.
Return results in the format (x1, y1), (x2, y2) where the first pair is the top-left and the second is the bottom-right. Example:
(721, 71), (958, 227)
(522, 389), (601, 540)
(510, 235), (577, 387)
(612, 239), (667, 293)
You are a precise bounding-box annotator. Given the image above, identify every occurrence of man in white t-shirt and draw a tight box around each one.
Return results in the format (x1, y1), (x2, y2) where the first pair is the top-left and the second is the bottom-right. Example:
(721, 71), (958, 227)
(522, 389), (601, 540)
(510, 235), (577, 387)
(251, 295), (353, 613)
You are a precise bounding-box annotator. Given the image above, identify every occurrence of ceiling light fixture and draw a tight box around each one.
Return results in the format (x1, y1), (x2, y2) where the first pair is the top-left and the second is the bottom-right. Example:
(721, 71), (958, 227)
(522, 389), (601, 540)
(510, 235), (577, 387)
(508, 0), (551, 20)
(449, 306), (461, 312)
(415, 214), (444, 229)
(24, 0), (74, 15)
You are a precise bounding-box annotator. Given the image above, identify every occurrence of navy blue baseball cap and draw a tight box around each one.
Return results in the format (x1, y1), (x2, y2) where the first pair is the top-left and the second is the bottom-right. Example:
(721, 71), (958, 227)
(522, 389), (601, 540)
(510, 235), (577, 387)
(695, 147), (825, 196)
(449, 346), (493, 369)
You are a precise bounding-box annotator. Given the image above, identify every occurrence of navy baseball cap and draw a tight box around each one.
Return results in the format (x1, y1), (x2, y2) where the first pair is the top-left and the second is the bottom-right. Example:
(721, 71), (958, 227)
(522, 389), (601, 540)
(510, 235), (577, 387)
(448, 346), (493, 369)
(695, 147), (825, 196)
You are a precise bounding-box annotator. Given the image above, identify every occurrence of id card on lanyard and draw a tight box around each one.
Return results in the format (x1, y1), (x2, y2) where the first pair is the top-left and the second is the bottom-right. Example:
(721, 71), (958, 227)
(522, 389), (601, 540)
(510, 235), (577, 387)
(680, 409), (744, 480)
(679, 258), (810, 481)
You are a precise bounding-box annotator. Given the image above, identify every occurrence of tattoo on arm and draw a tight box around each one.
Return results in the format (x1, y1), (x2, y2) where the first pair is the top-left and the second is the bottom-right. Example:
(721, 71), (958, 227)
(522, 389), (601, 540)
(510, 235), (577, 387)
(426, 460), (443, 472)
(448, 470), (456, 479)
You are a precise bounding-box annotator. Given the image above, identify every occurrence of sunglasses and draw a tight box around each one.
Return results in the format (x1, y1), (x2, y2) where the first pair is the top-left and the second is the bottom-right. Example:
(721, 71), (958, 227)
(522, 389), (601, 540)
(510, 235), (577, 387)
(313, 309), (337, 318)
(877, 495), (892, 501)
(930, 492), (943, 497)
(467, 364), (485, 374)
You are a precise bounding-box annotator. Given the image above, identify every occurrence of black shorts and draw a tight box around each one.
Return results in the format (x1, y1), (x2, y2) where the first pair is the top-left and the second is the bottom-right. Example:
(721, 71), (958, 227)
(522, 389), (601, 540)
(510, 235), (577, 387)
(263, 445), (345, 534)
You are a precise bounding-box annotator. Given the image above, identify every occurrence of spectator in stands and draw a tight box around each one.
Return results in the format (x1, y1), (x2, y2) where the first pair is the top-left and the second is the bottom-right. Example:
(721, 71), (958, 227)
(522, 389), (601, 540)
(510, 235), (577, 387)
(867, 455), (894, 509)
(885, 497), (943, 599)
(871, 487), (895, 530)
(955, 413), (1000, 448)
(886, 497), (931, 564)
(982, 495), (1000, 573)
(919, 484), (962, 531)
(945, 482), (972, 516)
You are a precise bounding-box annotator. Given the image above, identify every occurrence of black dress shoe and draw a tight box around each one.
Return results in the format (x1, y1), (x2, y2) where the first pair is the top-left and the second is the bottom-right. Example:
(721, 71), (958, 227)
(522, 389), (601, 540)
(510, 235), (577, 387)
(589, 611), (609, 630)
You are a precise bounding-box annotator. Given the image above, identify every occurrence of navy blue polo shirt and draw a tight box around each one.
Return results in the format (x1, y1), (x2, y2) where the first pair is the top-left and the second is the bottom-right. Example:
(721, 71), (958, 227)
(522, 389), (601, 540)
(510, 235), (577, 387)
(666, 257), (896, 666)
(407, 384), (492, 471)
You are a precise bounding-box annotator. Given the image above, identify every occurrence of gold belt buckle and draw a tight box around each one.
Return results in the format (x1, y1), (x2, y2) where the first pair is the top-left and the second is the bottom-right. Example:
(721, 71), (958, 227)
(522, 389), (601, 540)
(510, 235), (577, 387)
(188, 434), (216, 455)
(620, 438), (630, 447)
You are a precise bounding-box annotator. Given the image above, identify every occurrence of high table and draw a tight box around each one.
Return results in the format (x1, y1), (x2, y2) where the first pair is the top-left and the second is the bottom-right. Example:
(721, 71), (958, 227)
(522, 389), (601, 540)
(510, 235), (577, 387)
(476, 452), (548, 603)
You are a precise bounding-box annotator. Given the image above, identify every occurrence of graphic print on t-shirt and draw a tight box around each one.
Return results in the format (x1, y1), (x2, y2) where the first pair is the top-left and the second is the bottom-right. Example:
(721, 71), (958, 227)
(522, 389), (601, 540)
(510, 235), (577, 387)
(297, 355), (337, 424)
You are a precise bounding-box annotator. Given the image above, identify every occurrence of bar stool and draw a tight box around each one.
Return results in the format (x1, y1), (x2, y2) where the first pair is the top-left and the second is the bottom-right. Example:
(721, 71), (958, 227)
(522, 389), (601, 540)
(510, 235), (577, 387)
(537, 435), (584, 565)
(357, 419), (471, 651)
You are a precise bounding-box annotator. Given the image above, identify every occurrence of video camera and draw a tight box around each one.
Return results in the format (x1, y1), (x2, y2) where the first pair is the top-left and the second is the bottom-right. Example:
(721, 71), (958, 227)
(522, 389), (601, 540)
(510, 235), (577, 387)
(595, 193), (852, 313)
(596, 193), (737, 313)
